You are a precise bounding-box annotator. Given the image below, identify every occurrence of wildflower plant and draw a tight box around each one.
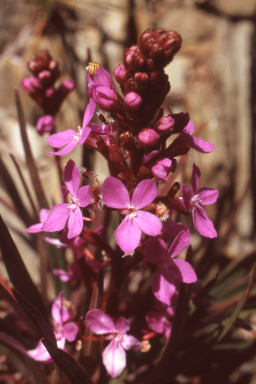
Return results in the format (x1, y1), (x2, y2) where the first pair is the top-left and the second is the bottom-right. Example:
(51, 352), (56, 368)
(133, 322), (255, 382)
(0, 27), (255, 384)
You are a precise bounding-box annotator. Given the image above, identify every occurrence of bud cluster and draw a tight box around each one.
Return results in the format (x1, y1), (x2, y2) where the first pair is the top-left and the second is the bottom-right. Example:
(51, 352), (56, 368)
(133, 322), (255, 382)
(21, 50), (75, 117)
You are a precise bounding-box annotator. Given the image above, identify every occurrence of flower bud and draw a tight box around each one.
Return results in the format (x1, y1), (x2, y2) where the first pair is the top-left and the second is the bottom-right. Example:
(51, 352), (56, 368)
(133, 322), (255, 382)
(138, 129), (160, 146)
(113, 65), (127, 84)
(94, 86), (118, 110)
(152, 158), (173, 180)
(155, 116), (175, 131)
(21, 77), (42, 93)
(124, 92), (142, 110)
(36, 115), (55, 135)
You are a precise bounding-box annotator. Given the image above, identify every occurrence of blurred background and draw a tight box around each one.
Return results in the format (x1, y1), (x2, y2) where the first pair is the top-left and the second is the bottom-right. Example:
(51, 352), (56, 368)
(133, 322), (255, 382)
(0, 0), (256, 288)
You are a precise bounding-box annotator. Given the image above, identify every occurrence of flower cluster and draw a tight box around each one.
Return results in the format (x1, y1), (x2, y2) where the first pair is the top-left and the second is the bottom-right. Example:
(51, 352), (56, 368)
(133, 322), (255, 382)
(23, 28), (218, 379)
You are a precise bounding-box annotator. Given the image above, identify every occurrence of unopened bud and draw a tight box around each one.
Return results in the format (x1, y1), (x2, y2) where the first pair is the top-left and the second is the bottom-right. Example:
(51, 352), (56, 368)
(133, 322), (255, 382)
(124, 92), (142, 110)
(94, 86), (118, 110)
(155, 116), (175, 131)
(113, 64), (127, 84)
(36, 115), (55, 135)
(138, 129), (160, 146)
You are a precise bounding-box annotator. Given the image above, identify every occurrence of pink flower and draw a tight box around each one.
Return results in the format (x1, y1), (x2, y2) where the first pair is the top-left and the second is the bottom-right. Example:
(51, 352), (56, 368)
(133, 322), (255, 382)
(180, 120), (215, 153)
(46, 98), (96, 156)
(138, 129), (160, 146)
(181, 164), (218, 238)
(146, 295), (178, 341)
(44, 230), (85, 259)
(26, 209), (50, 233)
(86, 309), (141, 378)
(87, 67), (115, 99)
(151, 158), (174, 180)
(42, 160), (91, 239)
(53, 262), (81, 282)
(27, 291), (78, 362)
(144, 230), (197, 305)
(102, 177), (162, 253)
(124, 92), (142, 110)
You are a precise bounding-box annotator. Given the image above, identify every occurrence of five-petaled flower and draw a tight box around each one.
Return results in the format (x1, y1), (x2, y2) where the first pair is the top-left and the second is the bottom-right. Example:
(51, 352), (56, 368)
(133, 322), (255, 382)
(181, 163), (218, 238)
(102, 177), (162, 253)
(46, 98), (96, 156)
(144, 229), (197, 305)
(86, 309), (141, 378)
(42, 159), (91, 238)
(27, 291), (78, 362)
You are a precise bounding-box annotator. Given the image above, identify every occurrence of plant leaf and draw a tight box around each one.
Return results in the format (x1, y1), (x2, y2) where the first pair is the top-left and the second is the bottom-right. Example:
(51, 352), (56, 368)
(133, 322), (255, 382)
(42, 339), (94, 384)
(0, 215), (48, 319)
(13, 289), (56, 347)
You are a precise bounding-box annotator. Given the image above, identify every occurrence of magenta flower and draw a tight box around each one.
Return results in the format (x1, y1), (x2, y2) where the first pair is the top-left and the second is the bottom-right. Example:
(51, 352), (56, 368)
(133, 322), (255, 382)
(44, 230), (85, 259)
(180, 120), (215, 153)
(26, 209), (50, 233)
(86, 309), (141, 378)
(27, 291), (78, 362)
(181, 163), (218, 238)
(87, 66), (115, 99)
(144, 230), (197, 305)
(53, 262), (81, 282)
(146, 295), (177, 341)
(42, 160), (91, 239)
(46, 98), (96, 156)
(102, 177), (162, 253)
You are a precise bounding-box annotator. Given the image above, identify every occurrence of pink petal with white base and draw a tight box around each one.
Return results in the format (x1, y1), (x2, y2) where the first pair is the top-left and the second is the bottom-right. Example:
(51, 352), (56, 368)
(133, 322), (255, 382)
(102, 177), (130, 209)
(102, 340), (126, 378)
(115, 215), (142, 253)
(47, 129), (77, 148)
(86, 309), (115, 334)
(48, 141), (78, 156)
(135, 210), (162, 236)
(197, 187), (219, 205)
(173, 259), (197, 284)
(131, 180), (157, 209)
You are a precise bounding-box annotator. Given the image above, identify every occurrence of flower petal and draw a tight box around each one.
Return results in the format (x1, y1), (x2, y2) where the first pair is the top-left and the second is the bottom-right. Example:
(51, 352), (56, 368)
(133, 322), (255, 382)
(151, 266), (177, 305)
(192, 164), (201, 194)
(102, 177), (130, 209)
(82, 98), (96, 128)
(183, 133), (215, 153)
(76, 185), (91, 208)
(172, 259), (197, 283)
(115, 215), (142, 253)
(63, 322), (78, 342)
(198, 187), (219, 205)
(145, 312), (166, 334)
(144, 237), (168, 263)
(102, 340), (126, 378)
(48, 140), (78, 156)
(135, 211), (162, 237)
(168, 229), (190, 258)
(67, 207), (83, 238)
(183, 120), (195, 135)
(121, 334), (141, 350)
(47, 129), (77, 148)
(64, 160), (80, 196)
(79, 127), (91, 145)
(86, 309), (115, 334)
(51, 291), (70, 324)
(26, 223), (43, 233)
(131, 180), (157, 209)
(42, 204), (70, 233)
(115, 317), (130, 334)
(192, 205), (217, 238)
